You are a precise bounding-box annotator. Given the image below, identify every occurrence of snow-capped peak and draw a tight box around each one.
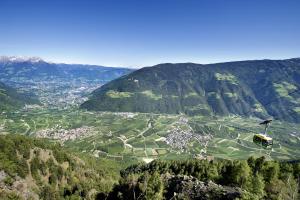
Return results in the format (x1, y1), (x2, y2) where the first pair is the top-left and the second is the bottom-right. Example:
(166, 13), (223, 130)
(0, 56), (44, 63)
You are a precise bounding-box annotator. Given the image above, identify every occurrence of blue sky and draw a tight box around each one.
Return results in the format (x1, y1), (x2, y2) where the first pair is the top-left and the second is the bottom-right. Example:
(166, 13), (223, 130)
(0, 0), (299, 67)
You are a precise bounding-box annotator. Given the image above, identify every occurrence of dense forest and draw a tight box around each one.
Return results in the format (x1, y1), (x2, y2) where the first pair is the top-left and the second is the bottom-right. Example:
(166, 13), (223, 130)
(105, 158), (300, 200)
(82, 58), (300, 123)
(0, 134), (299, 200)
(0, 134), (120, 199)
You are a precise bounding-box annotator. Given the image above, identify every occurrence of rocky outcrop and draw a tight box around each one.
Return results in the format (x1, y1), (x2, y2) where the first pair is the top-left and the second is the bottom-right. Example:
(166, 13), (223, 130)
(164, 175), (243, 200)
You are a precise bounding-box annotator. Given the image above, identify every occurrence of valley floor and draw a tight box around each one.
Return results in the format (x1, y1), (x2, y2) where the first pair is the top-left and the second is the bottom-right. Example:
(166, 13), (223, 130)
(1, 108), (300, 164)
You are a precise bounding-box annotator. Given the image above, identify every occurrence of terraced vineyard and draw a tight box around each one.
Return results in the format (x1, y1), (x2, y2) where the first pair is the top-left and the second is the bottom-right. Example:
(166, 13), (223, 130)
(0, 109), (300, 163)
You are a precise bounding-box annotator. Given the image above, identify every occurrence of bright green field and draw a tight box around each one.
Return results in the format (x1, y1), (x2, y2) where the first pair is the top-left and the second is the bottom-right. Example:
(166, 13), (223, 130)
(1, 108), (300, 163)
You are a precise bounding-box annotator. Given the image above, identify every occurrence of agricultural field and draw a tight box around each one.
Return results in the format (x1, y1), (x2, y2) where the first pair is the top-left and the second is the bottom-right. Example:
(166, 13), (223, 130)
(0, 108), (300, 163)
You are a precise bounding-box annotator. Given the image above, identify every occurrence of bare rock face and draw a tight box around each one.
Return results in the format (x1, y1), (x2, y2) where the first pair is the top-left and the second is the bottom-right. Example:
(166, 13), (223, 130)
(164, 175), (243, 200)
(0, 170), (7, 182)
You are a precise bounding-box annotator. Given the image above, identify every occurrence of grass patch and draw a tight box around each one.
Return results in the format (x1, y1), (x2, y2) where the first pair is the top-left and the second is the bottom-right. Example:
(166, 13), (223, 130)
(215, 73), (239, 85)
(253, 103), (264, 112)
(186, 104), (211, 112)
(207, 92), (221, 99)
(293, 107), (300, 113)
(184, 92), (200, 98)
(106, 90), (133, 98)
(224, 92), (238, 98)
(140, 90), (162, 100)
(273, 81), (297, 99)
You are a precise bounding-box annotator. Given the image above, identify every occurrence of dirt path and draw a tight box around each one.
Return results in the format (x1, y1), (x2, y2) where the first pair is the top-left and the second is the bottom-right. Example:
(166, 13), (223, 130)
(31, 119), (36, 133)
(21, 119), (31, 135)
(117, 120), (153, 158)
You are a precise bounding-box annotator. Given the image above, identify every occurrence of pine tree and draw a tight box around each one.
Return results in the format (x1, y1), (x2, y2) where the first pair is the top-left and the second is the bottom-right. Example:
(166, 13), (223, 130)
(250, 173), (265, 199)
(144, 172), (164, 200)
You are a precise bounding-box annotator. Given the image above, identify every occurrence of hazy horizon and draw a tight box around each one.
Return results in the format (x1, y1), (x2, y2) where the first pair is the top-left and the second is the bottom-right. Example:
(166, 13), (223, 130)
(1, 54), (300, 69)
(3, 55), (300, 71)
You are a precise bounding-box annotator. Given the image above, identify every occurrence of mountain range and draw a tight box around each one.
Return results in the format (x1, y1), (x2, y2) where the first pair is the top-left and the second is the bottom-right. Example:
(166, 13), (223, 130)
(0, 56), (133, 108)
(0, 56), (133, 83)
(81, 58), (300, 122)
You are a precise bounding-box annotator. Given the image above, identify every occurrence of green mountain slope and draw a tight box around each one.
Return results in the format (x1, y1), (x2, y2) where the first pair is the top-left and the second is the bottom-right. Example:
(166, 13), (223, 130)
(0, 82), (39, 112)
(81, 58), (300, 122)
(0, 134), (119, 199)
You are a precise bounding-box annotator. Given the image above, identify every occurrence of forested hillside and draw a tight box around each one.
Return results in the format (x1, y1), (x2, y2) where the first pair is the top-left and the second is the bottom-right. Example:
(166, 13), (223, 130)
(0, 82), (39, 112)
(106, 158), (300, 200)
(0, 134), (119, 199)
(82, 58), (300, 122)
